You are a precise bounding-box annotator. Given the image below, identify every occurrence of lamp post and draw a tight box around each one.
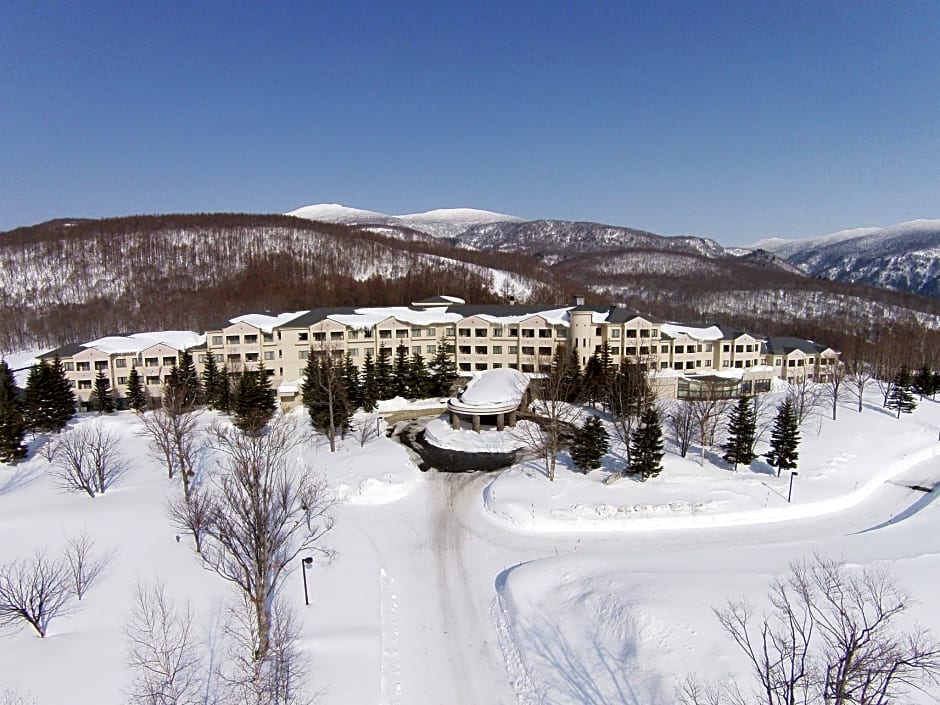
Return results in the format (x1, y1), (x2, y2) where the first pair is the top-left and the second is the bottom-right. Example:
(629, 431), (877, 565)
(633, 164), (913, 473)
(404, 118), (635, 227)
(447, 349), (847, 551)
(787, 471), (799, 503)
(301, 556), (313, 606)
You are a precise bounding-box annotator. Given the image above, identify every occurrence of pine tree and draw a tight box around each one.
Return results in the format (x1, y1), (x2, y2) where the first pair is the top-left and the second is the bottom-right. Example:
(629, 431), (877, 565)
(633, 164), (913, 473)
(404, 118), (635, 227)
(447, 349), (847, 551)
(341, 353), (362, 411)
(27, 356), (75, 433)
(391, 344), (410, 398)
(215, 367), (232, 413)
(375, 346), (393, 400)
(302, 354), (351, 452)
(932, 371), (940, 400)
(406, 351), (431, 400)
(126, 366), (147, 413)
(912, 364), (932, 400)
(551, 345), (582, 403)
(201, 353), (220, 409)
(0, 360), (28, 463)
(570, 415), (609, 473)
(360, 351), (378, 412)
(722, 395), (758, 471)
(887, 366), (917, 418)
(429, 340), (457, 398)
(91, 370), (115, 414)
(22, 360), (48, 433)
(765, 399), (800, 476)
(582, 352), (604, 408)
(166, 351), (201, 408)
(628, 406), (665, 481)
(231, 369), (276, 434)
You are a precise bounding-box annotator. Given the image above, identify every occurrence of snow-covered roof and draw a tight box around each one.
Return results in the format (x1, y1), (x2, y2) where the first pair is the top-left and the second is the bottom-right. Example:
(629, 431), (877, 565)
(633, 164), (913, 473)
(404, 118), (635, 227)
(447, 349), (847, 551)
(230, 311), (309, 333)
(660, 323), (724, 341)
(85, 331), (206, 354)
(448, 368), (529, 415)
(328, 307), (462, 329)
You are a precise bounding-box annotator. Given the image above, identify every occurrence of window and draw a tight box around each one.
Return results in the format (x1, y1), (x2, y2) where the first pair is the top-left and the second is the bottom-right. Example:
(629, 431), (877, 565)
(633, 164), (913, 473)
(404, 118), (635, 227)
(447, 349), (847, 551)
(459, 346), (471, 355)
(445, 327), (455, 337)
(94, 361), (109, 371)
(347, 329), (359, 340)
(298, 332), (308, 342)
(610, 329), (620, 339)
(63, 362), (74, 371)
(493, 362), (502, 368)
(227, 354), (241, 364)
(475, 346), (487, 355)
(77, 380), (92, 390)
(379, 330), (392, 339)
(163, 357), (175, 367)
(674, 345), (684, 354)
(735, 345), (744, 353)
(475, 363), (488, 370)
(426, 345), (436, 354)
(626, 329), (637, 338)
(722, 344), (730, 353)
(509, 345), (518, 354)
(640, 346), (649, 356)
(412, 328), (423, 338)
(626, 346), (637, 356)
(76, 361), (91, 372)
(522, 346), (535, 356)
(492, 327), (504, 337)
(661, 361), (669, 369)
(493, 345), (502, 354)
(313, 332), (326, 342)
(508, 326), (518, 337)
(704, 343), (713, 352)
(556, 327), (566, 337)
(244, 335), (258, 344)
(211, 335), (223, 346)
(213, 354), (223, 363)
(610, 346), (620, 354)
(521, 329), (535, 338)
(395, 330), (408, 338)
(115, 358), (128, 368)
(226, 335), (239, 345)
(640, 329), (650, 338)
(458, 328), (471, 337)
(144, 357), (158, 367)
(264, 351), (275, 360)
(263, 333), (274, 343)
(735, 360), (743, 368)
(723, 360), (730, 368)
(538, 346), (552, 356)
(299, 350), (309, 360)
(425, 328), (435, 337)
(117, 376), (127, 385)
(471, 328), (485, 338)
(146, 376), (160, 385)
(459, 363), (471, 371)
(522, 364), (534, 373)
(348, 348), (359, 357)
(412, 346), (421, 355)
(538, 329), (551, 338)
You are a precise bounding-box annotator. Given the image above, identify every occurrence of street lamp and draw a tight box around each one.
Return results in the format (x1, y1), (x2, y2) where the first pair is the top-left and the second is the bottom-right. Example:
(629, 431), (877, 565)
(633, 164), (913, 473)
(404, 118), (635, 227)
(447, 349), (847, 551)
(301, 556), (313, 606)
(787, 471), (799, 503)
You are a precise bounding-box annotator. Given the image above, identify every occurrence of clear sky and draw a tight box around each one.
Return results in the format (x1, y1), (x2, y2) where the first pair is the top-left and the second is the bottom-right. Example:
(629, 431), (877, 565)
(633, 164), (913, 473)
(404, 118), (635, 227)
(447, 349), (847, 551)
(2, 1), (938, 244)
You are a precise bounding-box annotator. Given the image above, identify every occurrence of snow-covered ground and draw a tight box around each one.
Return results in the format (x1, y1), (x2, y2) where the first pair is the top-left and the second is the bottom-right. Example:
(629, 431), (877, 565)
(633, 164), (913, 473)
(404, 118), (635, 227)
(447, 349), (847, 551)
(2, 389), (940, 704)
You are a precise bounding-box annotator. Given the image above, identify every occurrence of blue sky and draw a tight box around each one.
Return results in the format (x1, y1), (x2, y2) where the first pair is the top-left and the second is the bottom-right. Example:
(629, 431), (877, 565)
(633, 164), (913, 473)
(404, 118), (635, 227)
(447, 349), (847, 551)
(2, 1), (938, 244)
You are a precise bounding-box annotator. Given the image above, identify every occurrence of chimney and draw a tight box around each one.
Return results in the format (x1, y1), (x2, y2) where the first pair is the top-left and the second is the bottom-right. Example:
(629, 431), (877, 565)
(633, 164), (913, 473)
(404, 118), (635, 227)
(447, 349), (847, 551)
(572, 295), (585, 307)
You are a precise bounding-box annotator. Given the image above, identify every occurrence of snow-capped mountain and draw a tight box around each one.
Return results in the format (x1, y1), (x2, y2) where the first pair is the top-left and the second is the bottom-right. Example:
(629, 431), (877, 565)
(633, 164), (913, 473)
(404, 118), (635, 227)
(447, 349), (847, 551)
(753, 219), (940, 297)
(286, 203), (524, 240)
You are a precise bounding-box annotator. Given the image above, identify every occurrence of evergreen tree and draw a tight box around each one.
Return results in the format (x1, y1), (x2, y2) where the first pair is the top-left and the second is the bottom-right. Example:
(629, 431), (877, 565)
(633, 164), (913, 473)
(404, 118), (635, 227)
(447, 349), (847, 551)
(91, 370), (115, 414)
(375, 346), (393, 400)
(582, 352), (605, 408)
(22, 360), (48, 432)
(126, 366), (148, 413)
(341, 353), (362, 410)
(166, 351), (201, 408)
(932, 371), (940, 400)
(231, 369), (276, 434)
(215, 367), (232, 414)
(201, 353), (220, 408)
(391, 344), (410, 398)
(0, 360), (28, 463)
(551, 345), (582, 403)
(302, 353), (351, 452)
(48, 356), (76, 431)
(570, 415), (609, 473)
(25, 356), (75, 433)
(765, 399), (800, 475)
(360, 351), (378, 412)
(429, 340), (457, 398)
(912, 364), (932, 400)
(628, 406), (665, 481)
(406, 351), (431, 400)
(887, 365), (917, 418)
(722, 395), (758, 471)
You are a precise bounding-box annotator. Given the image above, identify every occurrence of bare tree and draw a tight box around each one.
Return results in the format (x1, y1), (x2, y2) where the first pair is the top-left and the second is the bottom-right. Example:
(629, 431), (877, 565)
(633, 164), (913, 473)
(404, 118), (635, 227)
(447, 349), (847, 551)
(350, 413), (381, 448)
(607, 362), (654, 468)
(0, 550), (75, 638)
(125, 581), (209, 705)
(822, 363), (847, 421)
(51, 423), (125, 497)
(786, 376), (825, 427)
(681, 555), (940, 705)
(666, 400), (695, 458)
(166, 485), (212, 555)
(0, 688), (38, 705)
(846, 360), (876, 414)
(219, 595), (311, 705)
(63, 530), (111, 600)
(689, 382), (734, 466)
(201, 416), (334, 661)
(140, 387), (203, 500)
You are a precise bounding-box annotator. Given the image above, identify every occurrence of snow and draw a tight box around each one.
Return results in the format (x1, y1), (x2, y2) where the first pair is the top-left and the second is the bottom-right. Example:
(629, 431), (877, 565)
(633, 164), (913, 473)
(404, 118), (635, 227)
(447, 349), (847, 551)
(286, 203), (389, 222)
(328, 306), (462, 329)
(660, 322), (724, 341)
(424, 417), (532, 452)
(229, 311), (309, 333)
(85, 330), (206, 354)
(4, 387), (940, 704)
(455, 368), (528, 408)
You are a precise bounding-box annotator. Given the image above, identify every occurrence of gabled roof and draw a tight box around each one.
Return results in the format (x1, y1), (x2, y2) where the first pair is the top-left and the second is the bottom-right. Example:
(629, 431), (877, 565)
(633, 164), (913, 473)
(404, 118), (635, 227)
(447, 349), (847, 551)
(278, 308), (360, 329)
(40, 342), (87, 359)
(764, 336), (822, 355)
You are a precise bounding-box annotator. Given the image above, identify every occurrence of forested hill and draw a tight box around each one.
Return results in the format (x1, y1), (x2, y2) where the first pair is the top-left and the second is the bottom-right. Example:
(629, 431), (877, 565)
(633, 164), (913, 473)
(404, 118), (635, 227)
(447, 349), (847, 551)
(0, 214), (563, 352)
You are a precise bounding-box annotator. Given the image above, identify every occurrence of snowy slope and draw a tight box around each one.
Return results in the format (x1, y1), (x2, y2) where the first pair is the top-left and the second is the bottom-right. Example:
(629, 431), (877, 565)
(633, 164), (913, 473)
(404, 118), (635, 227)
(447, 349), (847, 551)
(286, 203), (525, 239)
